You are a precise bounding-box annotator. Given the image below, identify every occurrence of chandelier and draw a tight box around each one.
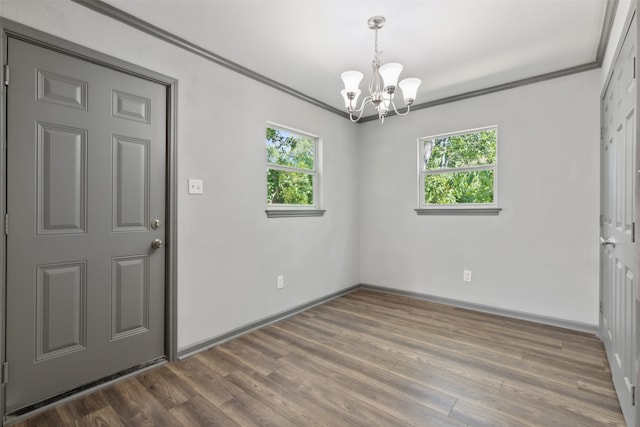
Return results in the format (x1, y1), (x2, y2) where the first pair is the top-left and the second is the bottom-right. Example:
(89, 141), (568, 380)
(340, 16), (421, 124)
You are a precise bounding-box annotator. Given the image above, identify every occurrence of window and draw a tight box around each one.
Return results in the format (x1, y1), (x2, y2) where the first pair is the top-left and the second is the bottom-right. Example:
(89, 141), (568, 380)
(417, 126), (500, 215)
(266, 124), (324, 217)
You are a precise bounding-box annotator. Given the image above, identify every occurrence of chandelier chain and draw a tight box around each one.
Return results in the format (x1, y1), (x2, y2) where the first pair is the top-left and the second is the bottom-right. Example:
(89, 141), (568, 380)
(374, 28), (380, 64)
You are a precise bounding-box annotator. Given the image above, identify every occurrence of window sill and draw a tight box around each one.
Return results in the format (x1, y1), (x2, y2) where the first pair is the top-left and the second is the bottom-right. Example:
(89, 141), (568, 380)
(415, 208), (502, 216)
(266, 209), (326, 218)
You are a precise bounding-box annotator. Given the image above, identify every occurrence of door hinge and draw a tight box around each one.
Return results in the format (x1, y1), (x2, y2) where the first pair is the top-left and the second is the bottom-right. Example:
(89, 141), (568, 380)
(599, 301), (603, 314)
(4, 213), (8, 235)
(633, 222), (636, 242)
(632, 385), (636, 406)
(2, 362), (8, 385)
(634, 57), (637, 79)
(3, 64), (8, 86)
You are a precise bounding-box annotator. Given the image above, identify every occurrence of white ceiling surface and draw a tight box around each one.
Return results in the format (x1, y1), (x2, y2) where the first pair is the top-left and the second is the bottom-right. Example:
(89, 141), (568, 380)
(104, 0), (606, 111)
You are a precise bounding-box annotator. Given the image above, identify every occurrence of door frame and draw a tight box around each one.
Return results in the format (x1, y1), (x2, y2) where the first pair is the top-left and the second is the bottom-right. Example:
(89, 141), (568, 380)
(0, 18), (179, 421)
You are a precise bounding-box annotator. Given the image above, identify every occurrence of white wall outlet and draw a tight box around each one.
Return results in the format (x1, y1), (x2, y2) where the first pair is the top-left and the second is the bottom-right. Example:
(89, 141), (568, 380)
(188, 179), (204, 194)
(463, 269), (472, 282)
(276, 275), (284, 289)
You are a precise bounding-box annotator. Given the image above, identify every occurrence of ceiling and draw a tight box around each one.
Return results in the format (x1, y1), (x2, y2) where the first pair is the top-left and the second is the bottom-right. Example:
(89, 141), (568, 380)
(103, 0), (608, 113)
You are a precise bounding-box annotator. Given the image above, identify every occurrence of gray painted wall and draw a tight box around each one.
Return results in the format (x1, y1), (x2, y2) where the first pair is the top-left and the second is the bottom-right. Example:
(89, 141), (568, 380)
(0, 0), (360, 350)
(357, 70), (601, 326)
(1, 0), (606, 346)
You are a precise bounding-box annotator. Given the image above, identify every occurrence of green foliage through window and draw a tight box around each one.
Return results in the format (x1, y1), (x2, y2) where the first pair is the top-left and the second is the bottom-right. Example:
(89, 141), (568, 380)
(266, 126), (316, 205)
(421, 128), (497, 206)
(425, 170), (494, 204)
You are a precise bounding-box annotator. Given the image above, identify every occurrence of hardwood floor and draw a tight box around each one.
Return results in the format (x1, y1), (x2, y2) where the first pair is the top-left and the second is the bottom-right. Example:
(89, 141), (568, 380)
(13, 289), (625, 426)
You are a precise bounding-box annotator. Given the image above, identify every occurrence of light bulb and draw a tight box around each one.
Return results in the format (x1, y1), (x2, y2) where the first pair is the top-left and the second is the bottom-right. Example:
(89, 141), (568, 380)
(341, 89), (361, 109)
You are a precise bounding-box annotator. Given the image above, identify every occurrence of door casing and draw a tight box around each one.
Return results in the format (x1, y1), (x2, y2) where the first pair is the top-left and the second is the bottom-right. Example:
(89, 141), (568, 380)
(0, 18), (178, 423)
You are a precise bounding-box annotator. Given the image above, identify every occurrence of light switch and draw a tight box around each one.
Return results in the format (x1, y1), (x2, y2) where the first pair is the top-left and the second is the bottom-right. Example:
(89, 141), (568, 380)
(188, 179), (204, 194)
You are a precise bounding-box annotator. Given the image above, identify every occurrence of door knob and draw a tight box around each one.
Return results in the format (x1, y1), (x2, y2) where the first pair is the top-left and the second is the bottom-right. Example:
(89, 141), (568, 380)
(600, 237), (616, 248)
(151, 239), (165, 249)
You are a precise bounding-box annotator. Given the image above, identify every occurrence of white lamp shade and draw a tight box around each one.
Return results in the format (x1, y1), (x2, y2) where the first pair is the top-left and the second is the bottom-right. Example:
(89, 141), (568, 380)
(399, 77), (421, 101)
(379, 63), (403, 88)
(341, 89), (361, 108)
(341, 71), (364, 92)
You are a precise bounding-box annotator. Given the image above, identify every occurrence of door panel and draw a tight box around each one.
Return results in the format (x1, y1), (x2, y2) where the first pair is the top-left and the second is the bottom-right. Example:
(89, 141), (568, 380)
(112, 135), (150, 231)
(37, 122), (88, 234)
(6, 37), (167, 413)
(36, 261), (87, 361)
(37, 69), (88, 110)
(111, 255), (150, 340)
(601, 16), (637, 426)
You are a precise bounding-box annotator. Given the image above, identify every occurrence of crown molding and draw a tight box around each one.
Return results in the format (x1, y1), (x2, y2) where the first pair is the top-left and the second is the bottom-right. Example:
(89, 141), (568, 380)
(596, 0), (619, 65)
(359, 62), (601, 123)
(70, 0), (347, 119)
(72, 0), (617, 124)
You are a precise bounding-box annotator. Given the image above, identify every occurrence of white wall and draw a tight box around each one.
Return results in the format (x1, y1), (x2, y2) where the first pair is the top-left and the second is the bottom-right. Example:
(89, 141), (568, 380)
(358, 70), (601, 326)
(0, 1), (360, 350)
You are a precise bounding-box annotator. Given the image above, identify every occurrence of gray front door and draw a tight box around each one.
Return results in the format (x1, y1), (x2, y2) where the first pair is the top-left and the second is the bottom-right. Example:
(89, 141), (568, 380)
(5, 37), (167, 413)
(600, 15), (637, 426)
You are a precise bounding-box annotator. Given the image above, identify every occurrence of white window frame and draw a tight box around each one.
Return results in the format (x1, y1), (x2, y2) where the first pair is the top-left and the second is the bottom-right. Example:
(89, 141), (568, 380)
(416, 125), (500, 215)
(265, 122), (324, 217)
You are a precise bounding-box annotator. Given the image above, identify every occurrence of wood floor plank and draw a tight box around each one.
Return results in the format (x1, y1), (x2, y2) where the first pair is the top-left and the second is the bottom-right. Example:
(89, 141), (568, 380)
(521, 349), (613, 381)
(287, 313), (506, 407)
(500, 380), (626, 426)
(576, 378), (619, 400)
(13, 289), (626, 426)
(101, 377), (181, 426)
(264, 327), (460, 419)
(313, 303), (527, 365)
(62, 390), (110, 420)
(316, 302), (617, 403)
(165, 356), (240, 406)
(270, 361), (413, 426)
(167, 394), (239, 426)
(196, 347), (246, 376)
(18, 408), (66, 427)
(449, 399), (530, 427)
(335, 293), (565, 352)
(236, 332), (291, 358)
(216, 336), (282, 376)
(75, 406), (126, 427)
(135, 365), (193, 409)
(219, 394), (299, 427)
(293, 312), (506, 391)
(224, 367), (336, 425)
(276, 351), (466, 427)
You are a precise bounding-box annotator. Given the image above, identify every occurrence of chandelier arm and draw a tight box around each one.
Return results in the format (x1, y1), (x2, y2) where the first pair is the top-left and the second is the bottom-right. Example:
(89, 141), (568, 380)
(349, 98), (373, 122)
(351, 96), (373, 114)
(390, 100), (412, 116)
